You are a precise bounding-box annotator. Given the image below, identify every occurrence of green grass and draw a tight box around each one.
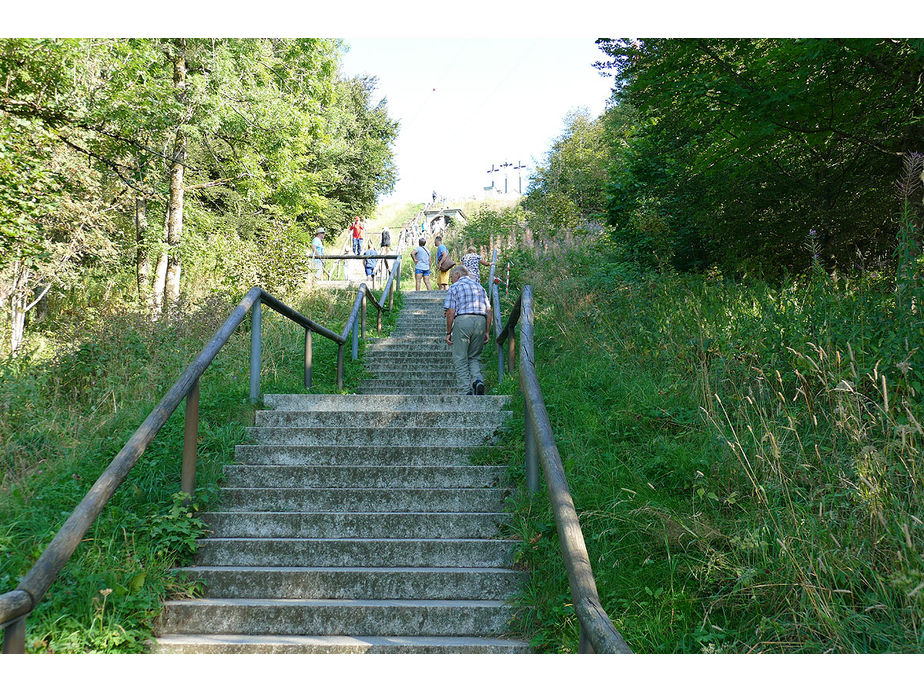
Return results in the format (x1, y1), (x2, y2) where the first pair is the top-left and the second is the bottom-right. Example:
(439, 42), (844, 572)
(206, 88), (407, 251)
(475, 241), (924, 653)
(0, 281), (403, 652)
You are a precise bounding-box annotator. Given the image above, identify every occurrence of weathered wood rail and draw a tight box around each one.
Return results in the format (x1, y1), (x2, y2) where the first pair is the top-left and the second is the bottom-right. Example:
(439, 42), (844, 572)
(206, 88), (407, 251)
(490, 252), (631, 654)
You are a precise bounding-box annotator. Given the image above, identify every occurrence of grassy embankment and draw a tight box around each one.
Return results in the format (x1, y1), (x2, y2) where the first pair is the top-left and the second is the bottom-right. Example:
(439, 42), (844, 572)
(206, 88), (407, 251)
(475, 240), (924, 653)
(0, 278), (402, 652)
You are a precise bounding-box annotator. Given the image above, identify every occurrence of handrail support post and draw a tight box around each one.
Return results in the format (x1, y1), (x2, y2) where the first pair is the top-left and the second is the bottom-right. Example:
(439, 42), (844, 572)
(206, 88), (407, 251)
(361, 293), (367, 341)
(304, 328), (313, 389)
(2, 617), (25, 654)
(249, 298), (262, 403)
(579, 628), (595, 653)
(181, 377), (200, 500)
(337, 344), (345, 390)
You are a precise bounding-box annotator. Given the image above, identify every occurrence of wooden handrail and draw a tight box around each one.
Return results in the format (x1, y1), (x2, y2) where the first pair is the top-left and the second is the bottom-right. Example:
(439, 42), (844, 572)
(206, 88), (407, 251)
(0, 257), (402, 654)
(493, 284), (631, 654)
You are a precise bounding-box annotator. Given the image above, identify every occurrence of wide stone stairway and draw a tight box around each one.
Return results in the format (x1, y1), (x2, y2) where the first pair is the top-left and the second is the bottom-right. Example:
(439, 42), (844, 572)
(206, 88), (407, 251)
(154, 290), (529, 653)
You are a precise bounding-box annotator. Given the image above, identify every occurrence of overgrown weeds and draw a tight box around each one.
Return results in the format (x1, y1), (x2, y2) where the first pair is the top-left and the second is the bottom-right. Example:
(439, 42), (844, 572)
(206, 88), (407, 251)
(0, 282), (394, 652)
(487, 239), (924, 653)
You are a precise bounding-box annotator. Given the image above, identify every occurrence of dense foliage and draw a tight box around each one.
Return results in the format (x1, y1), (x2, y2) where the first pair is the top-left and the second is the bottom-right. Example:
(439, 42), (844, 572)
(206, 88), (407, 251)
(475, 38), (924, 653)
(523, 39), (924, 275)
(483, 241), (924, 653)
(0, 38), (398, 353)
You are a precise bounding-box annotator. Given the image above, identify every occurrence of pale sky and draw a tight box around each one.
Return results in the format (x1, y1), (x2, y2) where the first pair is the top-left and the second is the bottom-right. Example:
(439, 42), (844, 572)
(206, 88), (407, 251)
(339, 38), (616, 204)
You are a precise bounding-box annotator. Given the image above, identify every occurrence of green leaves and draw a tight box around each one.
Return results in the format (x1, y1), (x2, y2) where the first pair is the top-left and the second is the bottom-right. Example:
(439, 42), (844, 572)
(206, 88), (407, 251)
(595, 38), (924, 274)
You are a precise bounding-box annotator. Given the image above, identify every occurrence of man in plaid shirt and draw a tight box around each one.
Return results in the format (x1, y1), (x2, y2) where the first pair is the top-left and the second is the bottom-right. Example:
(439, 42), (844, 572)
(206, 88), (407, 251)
(444, 265), (493, 395)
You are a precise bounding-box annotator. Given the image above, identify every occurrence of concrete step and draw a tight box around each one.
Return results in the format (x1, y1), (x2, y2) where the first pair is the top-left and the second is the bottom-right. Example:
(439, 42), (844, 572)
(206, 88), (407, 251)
(402, 293), (447, 299)
(365, 333), (447, 341)
(176, 566), (524, 599)
(364, 341), (449, 352)
(355, 383), (459, 394)
(244, 426), (497, 447)
(359, 372), (457, 383)
(361, 366), (456, 376)
(263, 394), (509, 412)
(156, 598), (514, 637)
(356, 385), (459, 395)
(195, 538), (518, 567)
(253, 409), (511, 428)
(362, 350), (453, 361)
(393, 320), (446, 327)
(153, 633), (530, 654)
(391, 324), (446, 331)
(362, 353), (454, 362)
(358, 378), (458, 390)
(234, 444), (488, 466)
(217, 487), (509, 513)
(221, 465), (508, 490)
(198, 511), (511, 539)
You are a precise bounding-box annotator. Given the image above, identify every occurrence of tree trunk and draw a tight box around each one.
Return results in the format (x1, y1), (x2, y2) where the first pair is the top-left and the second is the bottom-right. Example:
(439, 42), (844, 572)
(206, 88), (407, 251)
(151, 215), (169, 319)
(136, 195), (151, 306)
(9, 258), (29, 354)
(164, 40), (187, 309)
(164, 128), (185, 306)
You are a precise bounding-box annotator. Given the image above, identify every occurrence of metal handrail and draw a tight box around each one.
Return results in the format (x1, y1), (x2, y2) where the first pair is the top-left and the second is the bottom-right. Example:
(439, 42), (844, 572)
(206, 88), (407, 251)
(0, 256), (402, 654)
(493, 283), (632, 654)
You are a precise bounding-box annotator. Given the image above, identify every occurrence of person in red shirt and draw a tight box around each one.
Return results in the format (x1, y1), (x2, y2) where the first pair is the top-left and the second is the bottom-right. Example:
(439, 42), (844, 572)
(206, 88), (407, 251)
(350, 216), (364, 255)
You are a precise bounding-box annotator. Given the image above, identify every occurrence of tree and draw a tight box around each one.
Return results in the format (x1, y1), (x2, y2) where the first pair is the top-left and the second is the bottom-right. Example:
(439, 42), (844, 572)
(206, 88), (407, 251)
(595, 38), (924, 274)
(0, 39), (399, 352)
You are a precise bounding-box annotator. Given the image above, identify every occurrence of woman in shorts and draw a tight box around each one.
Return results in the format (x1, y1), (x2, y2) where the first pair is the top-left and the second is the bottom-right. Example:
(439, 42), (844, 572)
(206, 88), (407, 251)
(412, 238), (431, 291)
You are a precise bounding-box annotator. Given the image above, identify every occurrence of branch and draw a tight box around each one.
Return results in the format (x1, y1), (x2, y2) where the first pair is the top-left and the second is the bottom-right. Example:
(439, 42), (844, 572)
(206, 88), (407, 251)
(23, 281), (52, 313)
(53, 132), (150, 195)
(186, 175), (244, 191)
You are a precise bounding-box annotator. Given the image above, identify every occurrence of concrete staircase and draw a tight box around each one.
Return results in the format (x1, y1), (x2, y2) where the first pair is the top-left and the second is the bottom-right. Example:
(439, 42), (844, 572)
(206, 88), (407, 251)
(154, 290), (529, 653)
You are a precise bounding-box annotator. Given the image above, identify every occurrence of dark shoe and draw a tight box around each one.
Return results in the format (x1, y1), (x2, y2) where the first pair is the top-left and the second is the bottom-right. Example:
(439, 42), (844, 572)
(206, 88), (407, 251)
(473, 380), (485, 396)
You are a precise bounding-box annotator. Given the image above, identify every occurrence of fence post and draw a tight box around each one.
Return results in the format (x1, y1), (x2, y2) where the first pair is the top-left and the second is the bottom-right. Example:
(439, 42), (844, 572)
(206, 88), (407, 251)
(525, 407), (539, 493)
(337, 344), (345, 390)
(361, 293), (367, 340)
(579, 627), (595, 653)
(249, 299), (262, 404)
(2, 617), (26, 654)
(181, 377), (200, 500)
(304, 328), (312, 389)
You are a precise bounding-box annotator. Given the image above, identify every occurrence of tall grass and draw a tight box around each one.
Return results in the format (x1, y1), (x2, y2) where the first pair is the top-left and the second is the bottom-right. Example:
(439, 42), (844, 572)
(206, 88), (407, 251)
(483, 241), (924, 652)
(0, 282), (400, 652)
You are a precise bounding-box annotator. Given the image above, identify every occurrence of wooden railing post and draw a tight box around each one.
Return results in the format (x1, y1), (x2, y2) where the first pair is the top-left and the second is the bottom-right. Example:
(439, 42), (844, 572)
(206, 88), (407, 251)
(304, 328), (312, 389)
(2, 617), (25, 654)
(579, 628), (595, 653)
(507, 335), (516, 373)
(181, 377), (200, 500)
(249, 299), (262, 403)
(391, 259), (398, 308)
(352, 320), (359, 361)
